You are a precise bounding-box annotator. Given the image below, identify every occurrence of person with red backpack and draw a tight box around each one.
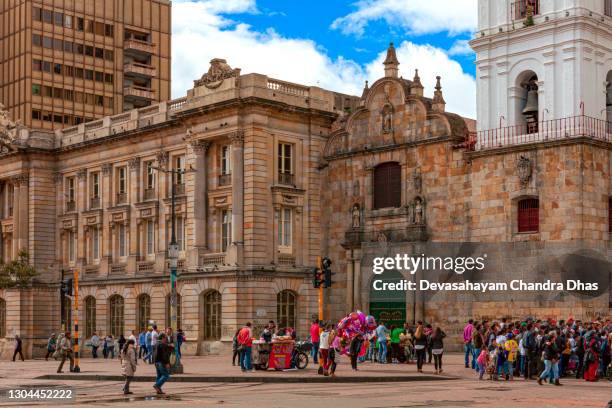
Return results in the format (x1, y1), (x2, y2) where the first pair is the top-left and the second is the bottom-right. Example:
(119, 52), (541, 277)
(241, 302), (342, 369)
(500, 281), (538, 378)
(237, 322), (253, 372)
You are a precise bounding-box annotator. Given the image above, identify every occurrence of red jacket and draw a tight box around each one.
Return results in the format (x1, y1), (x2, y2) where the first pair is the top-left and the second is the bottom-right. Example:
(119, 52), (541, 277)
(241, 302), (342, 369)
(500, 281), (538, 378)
(237, 327), (252, 347)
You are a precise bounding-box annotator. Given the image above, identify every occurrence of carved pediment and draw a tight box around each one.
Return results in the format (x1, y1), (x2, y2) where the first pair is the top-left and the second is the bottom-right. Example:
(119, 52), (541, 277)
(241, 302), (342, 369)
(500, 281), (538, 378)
(0, 104), (19, 152)
(194, 58), (241, 89)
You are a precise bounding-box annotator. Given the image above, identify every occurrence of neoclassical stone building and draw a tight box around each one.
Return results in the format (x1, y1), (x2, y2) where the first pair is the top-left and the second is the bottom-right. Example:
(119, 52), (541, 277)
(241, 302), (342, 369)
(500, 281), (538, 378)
(1, 1), (611, 358)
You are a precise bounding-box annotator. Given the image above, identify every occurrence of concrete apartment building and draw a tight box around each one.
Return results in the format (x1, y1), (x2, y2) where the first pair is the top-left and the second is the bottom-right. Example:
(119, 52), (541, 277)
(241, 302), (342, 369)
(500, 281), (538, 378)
(0, 0), (171, 130)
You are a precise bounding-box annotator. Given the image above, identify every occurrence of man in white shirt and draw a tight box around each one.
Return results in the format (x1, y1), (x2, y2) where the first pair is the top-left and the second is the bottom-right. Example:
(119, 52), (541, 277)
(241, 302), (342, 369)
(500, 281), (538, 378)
(318, 324), (332, 376)
(151, 325), (159, 362)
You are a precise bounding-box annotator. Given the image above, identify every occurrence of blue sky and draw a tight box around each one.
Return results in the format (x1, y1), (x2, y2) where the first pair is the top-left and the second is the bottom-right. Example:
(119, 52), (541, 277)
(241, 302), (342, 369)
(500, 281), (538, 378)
(172, 0), (477, 117)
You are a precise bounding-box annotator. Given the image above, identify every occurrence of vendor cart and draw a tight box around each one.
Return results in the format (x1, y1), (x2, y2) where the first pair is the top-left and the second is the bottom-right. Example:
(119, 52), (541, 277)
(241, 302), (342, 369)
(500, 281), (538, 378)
(252, 340), (271, 370)
(269, 340), (294, 370)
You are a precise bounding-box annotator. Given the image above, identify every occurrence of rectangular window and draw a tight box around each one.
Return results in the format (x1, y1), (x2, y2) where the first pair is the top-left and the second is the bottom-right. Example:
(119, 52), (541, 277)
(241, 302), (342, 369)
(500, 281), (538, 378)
(119, 224), (126, 258)
(177, 217), (185, 251)
(33, 7), (42, 22)
(221, 145), (231, 175)
(221, 210), (232, 252)
(104, 73), (114, 84)
(76, 44), (84, 55)
(85, 45), (94, 57)
(74, 92), (84, 103)
(277, 208), (292, 247)
(278, 143), (293, 174)
(43, 36), (53, 49)
(85, 70), (94, 80)
(68, 230), (75, 263)
(32, 59), (42, 71)
(53, 38), (63, 50)
(104, 97), (114, 109)
(95, 71), (104, 82)
(92, 226), (100, 261)
(54, 63), (62, 74)
(42, 61), (51, 72)
(64, 66), (74, 77)
(32, 84), (41, 96)
(91, 172), (100, 198)
(63, 41), (73, 53)
(104, 50), (114, 61)
(95, 22), (105, 36)
(33, 34), (42, 46)
(54, 115), (63, 124)
(75, 68), (84, 79)
(95, 95), (104, 107)
(105, 24), (114, 37)
(54, 12), (64, 26)
(77, 17), (84, 31)
(42, 86), (52, 97)
(86, 20), (94, 33)
(64, 89), (74, 101)
(42, 9), (53, 24)
(31, 110), (41, 120)
(146, 161), (155, 189)
(85, 93), (95, 105)
(116, 167), (127, 198)
(147, 220), (154, 255)
(95, 47), (104, 59)
(53, 87), (63, 99)
(64, 15), (72, 29)
(174, 155), (185, 185)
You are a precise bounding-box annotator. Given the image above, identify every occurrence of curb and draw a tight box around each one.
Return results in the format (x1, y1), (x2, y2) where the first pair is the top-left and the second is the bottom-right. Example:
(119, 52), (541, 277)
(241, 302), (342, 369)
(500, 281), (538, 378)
(36, 374), (458, 383)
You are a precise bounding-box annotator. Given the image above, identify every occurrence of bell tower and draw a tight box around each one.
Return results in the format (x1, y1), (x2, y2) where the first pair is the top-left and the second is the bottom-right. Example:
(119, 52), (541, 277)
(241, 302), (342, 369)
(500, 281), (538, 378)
(471, 0), (612, 131)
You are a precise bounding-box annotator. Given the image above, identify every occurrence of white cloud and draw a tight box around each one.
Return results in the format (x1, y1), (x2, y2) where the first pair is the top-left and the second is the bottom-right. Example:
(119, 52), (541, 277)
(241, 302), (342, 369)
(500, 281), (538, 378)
(171, 1), (476, 118)
(331, 0), (477, 36)
(448, 39), (475, 56)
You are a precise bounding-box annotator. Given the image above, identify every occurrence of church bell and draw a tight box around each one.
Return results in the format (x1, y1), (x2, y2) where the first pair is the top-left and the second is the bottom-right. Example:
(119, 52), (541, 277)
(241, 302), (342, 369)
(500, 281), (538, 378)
(522, 89), (539, 115)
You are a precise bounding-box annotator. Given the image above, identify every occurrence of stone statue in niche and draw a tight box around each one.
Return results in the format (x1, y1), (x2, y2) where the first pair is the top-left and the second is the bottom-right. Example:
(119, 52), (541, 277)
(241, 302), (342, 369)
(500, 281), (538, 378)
(381, 104), (393, 134)
(517, 155), (532, 186)
(351, 204), (361, 228)
(409, 196), (425, 225)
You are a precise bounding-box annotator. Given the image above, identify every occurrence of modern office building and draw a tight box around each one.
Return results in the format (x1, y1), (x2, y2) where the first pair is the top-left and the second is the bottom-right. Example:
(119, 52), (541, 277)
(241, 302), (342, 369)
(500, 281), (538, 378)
(0, 0), (171, 130)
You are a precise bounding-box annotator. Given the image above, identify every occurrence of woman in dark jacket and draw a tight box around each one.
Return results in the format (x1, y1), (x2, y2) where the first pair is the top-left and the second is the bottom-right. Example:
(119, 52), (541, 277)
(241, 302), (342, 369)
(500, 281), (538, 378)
(430, 327), (446, 374)
(413, 321), (427, 373)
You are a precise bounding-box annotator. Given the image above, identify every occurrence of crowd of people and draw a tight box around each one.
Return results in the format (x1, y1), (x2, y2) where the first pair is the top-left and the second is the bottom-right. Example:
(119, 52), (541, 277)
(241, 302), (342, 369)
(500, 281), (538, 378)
(463, 317), (612, 384)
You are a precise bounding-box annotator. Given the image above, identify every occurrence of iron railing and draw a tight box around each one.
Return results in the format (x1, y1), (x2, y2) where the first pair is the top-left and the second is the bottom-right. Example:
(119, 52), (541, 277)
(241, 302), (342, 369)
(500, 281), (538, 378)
(511, 0), (539, 20)
(475, 115), (611, 150)
(278, 172), (295, 186)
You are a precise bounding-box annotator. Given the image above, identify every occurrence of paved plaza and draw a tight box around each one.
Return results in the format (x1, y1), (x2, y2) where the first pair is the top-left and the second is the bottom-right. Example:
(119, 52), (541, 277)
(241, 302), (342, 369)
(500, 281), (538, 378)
(0, 353), (610, 407)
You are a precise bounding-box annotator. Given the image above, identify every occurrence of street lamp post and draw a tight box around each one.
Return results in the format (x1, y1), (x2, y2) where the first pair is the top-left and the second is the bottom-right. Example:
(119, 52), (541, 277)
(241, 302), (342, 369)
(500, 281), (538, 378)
(151, 163), (193, 374)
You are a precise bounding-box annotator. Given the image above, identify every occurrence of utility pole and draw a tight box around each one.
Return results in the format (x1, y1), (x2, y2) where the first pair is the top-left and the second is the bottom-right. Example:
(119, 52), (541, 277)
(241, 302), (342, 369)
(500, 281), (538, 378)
(317, 256), (323, 321)
(72, 269), (80, 372)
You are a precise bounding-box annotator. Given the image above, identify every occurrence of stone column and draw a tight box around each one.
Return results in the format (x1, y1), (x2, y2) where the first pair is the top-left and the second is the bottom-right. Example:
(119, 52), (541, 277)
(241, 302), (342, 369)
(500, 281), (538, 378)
(76, 169), (87, 266)
(346, 249), (354, 312)
(101, 164), (112, 273)
(155, 151), (169, 273)
(353, 249), (362, 311)
(16, 174), (29, 254)
(54, 173), (64, 271)
(190, 140), (211, 266)
(128, 158), (140, 273)
(228, 131), (244, 265)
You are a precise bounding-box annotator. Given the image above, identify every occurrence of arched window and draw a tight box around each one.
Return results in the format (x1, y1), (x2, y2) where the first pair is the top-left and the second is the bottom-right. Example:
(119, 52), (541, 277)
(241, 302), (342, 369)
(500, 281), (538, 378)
(137, 294), (151, 332)
(516, 71), (539, 132)
(277, 290), (297, 329)
(518, 198), (539, 233)
(165, 293), (182, 330)
(0, 298), (5, 337)
(84, 296), (96, 339)
(202, 290), (221, 340)
(62, 297), (72, 332)
(108, 295), (124, 337)
(373, 162), (401, 209)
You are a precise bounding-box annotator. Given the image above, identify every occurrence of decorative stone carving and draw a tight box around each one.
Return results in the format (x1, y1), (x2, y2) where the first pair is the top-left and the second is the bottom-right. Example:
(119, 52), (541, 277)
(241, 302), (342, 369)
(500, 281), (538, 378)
(414, 197), (424, 225)
(128, 157), (141, 170)
(351, 203), (361, 229)
(0, 103), (18, 151)
(190, 139), (211, 154)
(517, 155), (532, 186)
(156, 151), (169, 169)
(194, 58), (241, 89)
(376, 231), (388, 243)
(352, 180), (360, 197)
(331, 111), (348, 133)
(76, 169), (87, 180)
(412, 167), (422, 193)
(381, 104), (393, 134)
(53, 172), (63, 183)
(101, 163), (112, 175)
(229, 130), (244, 147)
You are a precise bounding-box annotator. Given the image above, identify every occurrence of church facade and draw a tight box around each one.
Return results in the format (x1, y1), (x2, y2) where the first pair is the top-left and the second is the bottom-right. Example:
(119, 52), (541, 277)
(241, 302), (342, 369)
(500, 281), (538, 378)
(0, 0), (611, 358)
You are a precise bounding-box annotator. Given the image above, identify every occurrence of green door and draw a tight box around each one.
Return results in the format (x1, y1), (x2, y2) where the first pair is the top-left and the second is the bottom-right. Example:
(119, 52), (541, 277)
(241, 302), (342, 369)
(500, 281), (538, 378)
(369, 269), (406, 327)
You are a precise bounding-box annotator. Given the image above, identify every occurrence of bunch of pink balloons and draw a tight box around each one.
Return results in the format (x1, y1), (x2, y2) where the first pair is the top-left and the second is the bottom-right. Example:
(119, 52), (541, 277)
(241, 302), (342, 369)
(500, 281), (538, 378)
(335, 311), (376, 356)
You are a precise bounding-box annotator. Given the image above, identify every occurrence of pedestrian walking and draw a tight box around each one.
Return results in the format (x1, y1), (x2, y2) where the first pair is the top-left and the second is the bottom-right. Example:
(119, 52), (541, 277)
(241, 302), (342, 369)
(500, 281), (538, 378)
(349, 333), (363, 371)
(104, 334), (115, 359)
(90, 332), (100, 358)
(176, 329), (185, 358)
(57, 332), (74, 373)
(375, 322), (389, 364)
(45, 333), (57, 361)
(153, 334), (172, 394)
(12, 335), (25, 362)
(138, 330), (147, 359)
(120, 339), (137, 395)
(118, 334), (127, 353)
(231, 328), (241, 366)
(431, 326), (446, 374)
(414, 322), (427, 373)
(144, 327), (153, 363)
(318, 324), (332, 376)
(463, 319), (475, 368)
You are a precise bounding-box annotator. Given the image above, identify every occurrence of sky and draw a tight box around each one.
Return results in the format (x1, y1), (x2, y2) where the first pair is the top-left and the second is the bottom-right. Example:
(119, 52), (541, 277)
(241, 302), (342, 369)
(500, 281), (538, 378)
(171, 0), (477, 118)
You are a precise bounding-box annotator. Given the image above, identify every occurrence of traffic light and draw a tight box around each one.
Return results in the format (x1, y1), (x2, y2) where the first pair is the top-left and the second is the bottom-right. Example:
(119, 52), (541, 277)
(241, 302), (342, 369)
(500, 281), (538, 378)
(312, 267), (322, 288)
(322, 257), (333, 288)
(61, 278), (73, 297)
